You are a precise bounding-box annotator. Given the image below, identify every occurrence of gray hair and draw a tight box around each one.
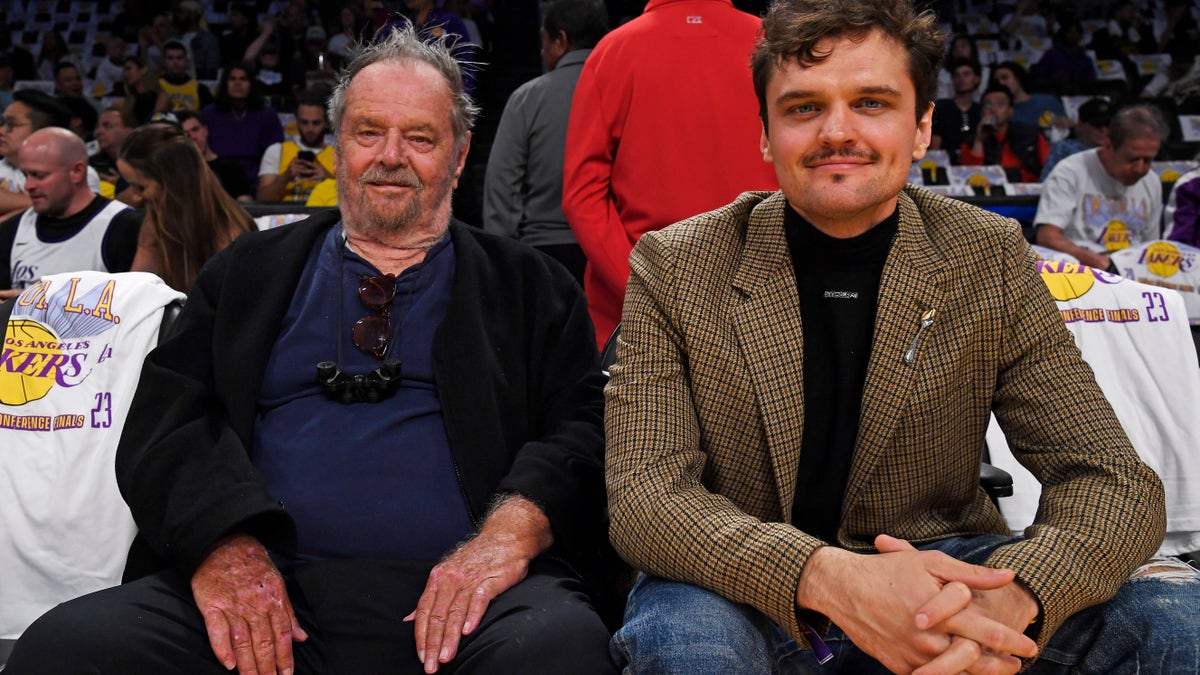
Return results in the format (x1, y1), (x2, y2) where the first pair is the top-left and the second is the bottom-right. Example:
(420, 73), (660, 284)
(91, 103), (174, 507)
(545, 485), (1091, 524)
(1108, 104), (1169, 150)
(327, 23), (479, 147)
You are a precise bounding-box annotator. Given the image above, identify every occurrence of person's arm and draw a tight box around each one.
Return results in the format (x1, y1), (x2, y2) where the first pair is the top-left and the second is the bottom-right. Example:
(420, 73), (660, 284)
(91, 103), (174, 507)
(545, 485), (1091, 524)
(1033, 161), (1111, 268)
(101, 208), (144, 273)
(256, 144), (289, 202)
(242, 16), (275, 64)
(481, 89), (530, 238)
(1166, 175), (1200, 245)
(1035, 224), (1110, 269)
(0, 190), (31, 220)
(562, 60), (636, 306)
(985, 225), (1165, 646)
(0, 212), (19, 295)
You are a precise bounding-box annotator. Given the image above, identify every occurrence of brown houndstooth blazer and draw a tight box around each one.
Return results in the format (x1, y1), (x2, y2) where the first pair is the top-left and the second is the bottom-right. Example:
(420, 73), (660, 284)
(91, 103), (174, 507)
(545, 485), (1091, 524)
(605, 186), (1166, 648)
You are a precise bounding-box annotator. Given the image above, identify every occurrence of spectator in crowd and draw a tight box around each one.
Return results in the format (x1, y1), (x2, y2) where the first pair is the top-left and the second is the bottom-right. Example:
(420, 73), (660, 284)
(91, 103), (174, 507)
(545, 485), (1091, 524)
(1164, 165), (1200, 246)
(327, 4), (365, 67)
(936, 34), (987, 101)
(606, 1), (1198, 673)
(138, 12), (175, 75)
(1035, 104), (1167, 270)
(6, 25), (616, 675)
(1040, 97), (1112, 180)
(999, 0), (1049, 44)
(0, 25), (37, 82)
(53, 61), (103, 125)
(176, 109), (255, 202)
(176, 0), (222, 80)
(257, 91), (333, 202)
(563, 0), (778, 347)
(1091, 0), (1157, 59)
(156, 40), (214, 112)
(483, 0), (607, 286)
(59, 95), (99, 142)
(379, 0), (478, 94)
(930, 57), (982, 164)
(90, 38), (129, 97)
(1030, 19), (1096, 96)
(199, 62), (285, 187)
(254, 40), (297, 111)
(961, 85), (1049, 183)
(1, 90), (75, 219)
(219, 3), (259, 69)
(1140, 39), (1200, 105)
(990, 61), (1069, 142)
(0, 128), (140, 299)
(90, 105), (136, 202)
(119, 55), (165, 126)
(117, 122), (254, 292)
(34, 31), (73, 82)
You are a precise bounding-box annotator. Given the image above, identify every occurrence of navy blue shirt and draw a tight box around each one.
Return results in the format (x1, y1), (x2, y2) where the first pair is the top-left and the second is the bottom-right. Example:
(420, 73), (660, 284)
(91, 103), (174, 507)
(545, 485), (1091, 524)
(253, 223), (474, 561)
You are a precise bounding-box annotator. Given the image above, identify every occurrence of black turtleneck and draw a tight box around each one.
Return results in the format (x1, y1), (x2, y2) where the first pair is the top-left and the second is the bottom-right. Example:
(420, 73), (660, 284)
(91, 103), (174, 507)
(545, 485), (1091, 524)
(783, 204), (898, 543)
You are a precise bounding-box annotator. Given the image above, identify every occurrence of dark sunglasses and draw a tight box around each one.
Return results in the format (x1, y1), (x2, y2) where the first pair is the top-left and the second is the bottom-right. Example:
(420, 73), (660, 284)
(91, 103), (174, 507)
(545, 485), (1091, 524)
(351, 272), (397, 359)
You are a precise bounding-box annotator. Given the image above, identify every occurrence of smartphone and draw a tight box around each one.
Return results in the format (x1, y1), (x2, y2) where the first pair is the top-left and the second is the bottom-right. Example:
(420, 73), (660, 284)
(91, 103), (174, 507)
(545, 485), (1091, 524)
(297, 150), (316, 162)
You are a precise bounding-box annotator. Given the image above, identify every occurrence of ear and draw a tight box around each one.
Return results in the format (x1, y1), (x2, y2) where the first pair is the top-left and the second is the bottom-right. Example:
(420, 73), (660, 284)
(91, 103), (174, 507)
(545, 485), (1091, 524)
(760, 125), (772, 163)
(912, 102), (934, 160)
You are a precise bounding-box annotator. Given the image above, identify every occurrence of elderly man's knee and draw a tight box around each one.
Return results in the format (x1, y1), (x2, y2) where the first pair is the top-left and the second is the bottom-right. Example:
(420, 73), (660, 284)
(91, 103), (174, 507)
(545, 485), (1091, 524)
(463, 596), (614, 674)
(7, 600), (109, 670)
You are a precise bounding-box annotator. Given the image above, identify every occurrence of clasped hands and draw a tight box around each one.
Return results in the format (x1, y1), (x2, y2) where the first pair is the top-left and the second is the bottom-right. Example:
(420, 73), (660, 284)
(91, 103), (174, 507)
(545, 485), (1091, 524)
(191, 498), (550, 675)
(797, 534), (1040, 675)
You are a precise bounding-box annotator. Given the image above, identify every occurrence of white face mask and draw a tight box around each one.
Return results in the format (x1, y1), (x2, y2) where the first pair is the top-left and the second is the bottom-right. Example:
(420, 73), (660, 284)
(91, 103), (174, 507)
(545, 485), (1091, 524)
(1048, 124), (1071, 145)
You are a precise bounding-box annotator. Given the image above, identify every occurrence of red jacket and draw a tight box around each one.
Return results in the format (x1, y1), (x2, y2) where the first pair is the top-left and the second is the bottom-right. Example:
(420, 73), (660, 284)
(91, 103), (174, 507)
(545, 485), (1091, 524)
(563, 0), (778, 346)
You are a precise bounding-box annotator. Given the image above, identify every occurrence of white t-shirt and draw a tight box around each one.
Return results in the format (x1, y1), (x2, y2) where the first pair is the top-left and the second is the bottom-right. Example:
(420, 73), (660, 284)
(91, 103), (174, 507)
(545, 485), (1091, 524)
(0, 271), (186, 639)
(989, 262), (1200, 557)
(1035, 148), (1162, 254)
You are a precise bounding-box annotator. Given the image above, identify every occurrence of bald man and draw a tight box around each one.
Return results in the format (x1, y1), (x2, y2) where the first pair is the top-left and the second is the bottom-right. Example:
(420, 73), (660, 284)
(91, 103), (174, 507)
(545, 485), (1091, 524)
(0, 128), (142, 299)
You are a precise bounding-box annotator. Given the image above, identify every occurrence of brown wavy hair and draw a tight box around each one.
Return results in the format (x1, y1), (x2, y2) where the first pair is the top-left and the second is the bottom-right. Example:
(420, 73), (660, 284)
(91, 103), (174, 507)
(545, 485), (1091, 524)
(751, 0), (944, 130)
(119, 123), (254, 291)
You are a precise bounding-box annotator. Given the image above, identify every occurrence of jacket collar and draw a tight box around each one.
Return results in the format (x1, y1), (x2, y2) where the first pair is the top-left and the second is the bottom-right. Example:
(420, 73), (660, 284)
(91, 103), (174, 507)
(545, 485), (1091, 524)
(730, 189), (946, 520)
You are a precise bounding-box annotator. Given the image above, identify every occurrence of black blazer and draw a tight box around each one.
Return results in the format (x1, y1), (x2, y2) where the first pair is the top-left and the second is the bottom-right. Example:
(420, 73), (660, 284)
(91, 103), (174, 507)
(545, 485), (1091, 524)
(114, 211), (610, 600)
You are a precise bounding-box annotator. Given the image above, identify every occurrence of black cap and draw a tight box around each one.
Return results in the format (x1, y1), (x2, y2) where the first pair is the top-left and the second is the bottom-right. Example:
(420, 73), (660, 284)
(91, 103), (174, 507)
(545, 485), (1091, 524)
(1077, 98), (1113, 127)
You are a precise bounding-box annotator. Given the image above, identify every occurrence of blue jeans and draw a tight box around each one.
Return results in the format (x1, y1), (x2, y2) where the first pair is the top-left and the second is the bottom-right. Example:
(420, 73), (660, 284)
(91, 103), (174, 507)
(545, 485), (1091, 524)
(611, 535), (1200, 674)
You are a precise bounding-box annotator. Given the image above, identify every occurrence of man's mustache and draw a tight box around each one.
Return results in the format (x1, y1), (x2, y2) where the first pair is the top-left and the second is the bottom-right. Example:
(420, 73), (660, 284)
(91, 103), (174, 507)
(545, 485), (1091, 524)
(360, 168), (422, 188)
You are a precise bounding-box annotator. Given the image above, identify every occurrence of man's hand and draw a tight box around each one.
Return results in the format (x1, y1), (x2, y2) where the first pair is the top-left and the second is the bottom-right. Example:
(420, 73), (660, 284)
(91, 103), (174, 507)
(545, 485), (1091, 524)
(796, 534), (1034, 675)
(876, 536), (1038, 675)
(191, 533), (308, 675)
(405, 496), (553, 674)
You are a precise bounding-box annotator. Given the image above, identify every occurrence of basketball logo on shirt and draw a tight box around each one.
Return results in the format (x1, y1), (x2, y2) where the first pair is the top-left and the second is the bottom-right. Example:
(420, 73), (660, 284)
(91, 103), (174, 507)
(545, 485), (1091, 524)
(1139, 241), (1190, 278)
(1038, 110), (1053, 128)
(1101, 221), (1131, 251)
(0, 320), (63, 405)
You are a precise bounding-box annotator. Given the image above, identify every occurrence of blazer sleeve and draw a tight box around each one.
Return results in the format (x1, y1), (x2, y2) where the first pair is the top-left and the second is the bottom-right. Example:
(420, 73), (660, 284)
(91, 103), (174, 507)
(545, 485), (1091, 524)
(606, 229), (825, 645)
(115, 245), (295, 578)
(984, 227), (1165, 645)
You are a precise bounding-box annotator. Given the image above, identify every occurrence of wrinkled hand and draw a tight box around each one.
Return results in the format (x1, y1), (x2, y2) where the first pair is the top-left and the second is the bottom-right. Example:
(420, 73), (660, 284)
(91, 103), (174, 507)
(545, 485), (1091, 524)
(796, 535), (1027, 675)
(191, 533), (308, 675)
(405, 497), (552, 674)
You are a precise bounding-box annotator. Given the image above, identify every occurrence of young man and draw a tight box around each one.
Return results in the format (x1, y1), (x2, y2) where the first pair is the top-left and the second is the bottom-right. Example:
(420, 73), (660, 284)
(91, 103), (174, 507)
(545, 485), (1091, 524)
(1034, 104), (1166, 271)
(176, 109), (255, 202)
(256, 92), (334, 202)
(929, 57), (982, 164)
(157, 40), (213, 112)
(959, 84), (1049, 183)
(605, 0), (1199, 672)
(6, 26), (615, 675)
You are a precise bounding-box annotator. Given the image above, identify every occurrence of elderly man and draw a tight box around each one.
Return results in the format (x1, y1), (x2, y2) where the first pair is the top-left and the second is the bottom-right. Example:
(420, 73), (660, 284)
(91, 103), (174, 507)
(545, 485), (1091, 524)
(0, 127), (139, 299)
(6, 26), (615, 675)
(1035, 104), (1167, 271)
(257, 91), (335, 203)
(605, 0), (1199, 672)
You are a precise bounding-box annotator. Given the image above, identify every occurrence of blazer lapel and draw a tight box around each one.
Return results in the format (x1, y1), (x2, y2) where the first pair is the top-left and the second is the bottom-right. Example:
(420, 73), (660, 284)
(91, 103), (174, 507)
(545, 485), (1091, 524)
(841, 191), (945, 513)
(731, 192), (808, 518)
